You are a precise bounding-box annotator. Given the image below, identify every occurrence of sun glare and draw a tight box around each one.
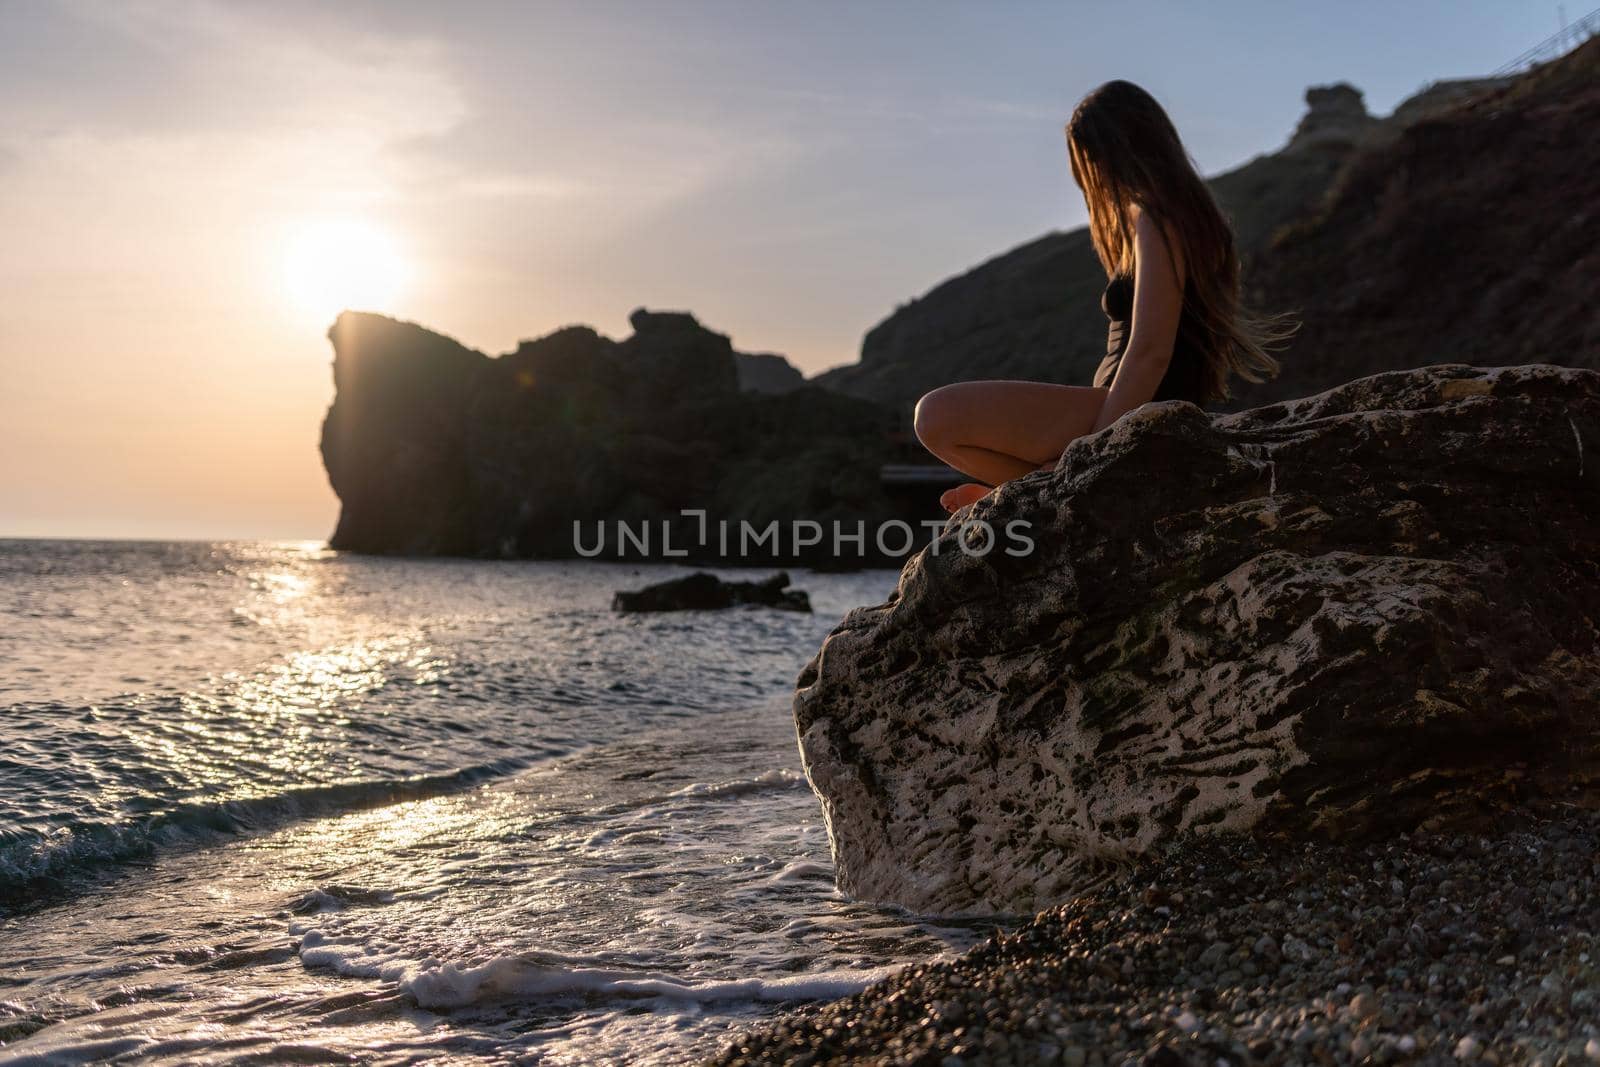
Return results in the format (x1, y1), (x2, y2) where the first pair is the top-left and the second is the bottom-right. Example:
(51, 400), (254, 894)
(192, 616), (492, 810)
(282, 219), (410, 323)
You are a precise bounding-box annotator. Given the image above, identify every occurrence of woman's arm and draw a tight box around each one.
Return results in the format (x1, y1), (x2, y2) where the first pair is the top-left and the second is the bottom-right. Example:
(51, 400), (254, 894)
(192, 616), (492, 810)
(1089, 208), (1187, 434)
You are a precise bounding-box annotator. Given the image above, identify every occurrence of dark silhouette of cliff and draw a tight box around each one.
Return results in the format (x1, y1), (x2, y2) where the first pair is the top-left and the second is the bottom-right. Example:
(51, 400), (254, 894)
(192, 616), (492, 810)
(319, 46), (1593, 561)
(320, 309), (907, 561)
(811, 63), (1547, 412)
(735, 351), (805, 394)
(1223, 37), (1600, 409)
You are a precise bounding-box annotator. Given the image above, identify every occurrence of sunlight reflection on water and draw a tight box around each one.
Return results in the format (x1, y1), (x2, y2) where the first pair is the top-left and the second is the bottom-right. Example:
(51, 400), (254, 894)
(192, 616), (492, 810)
(0, 540), (998, 1063)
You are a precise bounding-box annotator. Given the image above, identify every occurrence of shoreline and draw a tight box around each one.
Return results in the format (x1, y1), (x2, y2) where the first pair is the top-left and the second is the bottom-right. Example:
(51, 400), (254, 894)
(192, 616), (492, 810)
(710, 803), (1600, 1066)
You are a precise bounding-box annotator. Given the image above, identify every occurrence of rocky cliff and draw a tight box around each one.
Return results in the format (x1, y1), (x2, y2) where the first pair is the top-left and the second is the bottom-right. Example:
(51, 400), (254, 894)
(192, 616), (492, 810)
(320, 309), (907, 562)
(319, 46), (1594, 566)
(811, 44), (1590, 415)
(1228, 41), (1600, 410)
(795, 363), (1600, 916)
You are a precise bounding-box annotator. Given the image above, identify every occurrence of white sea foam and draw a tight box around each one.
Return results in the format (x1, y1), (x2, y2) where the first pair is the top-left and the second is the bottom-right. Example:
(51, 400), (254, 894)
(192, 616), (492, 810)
(764, 860), (833, 884)
(296, 929), (896, 1011)
(665, 768), (806, 798)
(1, 547), (954, 1065)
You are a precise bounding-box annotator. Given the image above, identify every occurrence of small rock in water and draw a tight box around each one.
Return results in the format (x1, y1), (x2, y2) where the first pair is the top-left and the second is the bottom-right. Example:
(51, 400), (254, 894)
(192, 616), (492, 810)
(611, 570), (810, 613)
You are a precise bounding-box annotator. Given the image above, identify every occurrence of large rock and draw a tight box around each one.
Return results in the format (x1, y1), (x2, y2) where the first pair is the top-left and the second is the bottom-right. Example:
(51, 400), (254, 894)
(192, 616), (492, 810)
(321, 313), (488, 555)
(795, 364), (1600, 915)
(320, 308), (920, 562)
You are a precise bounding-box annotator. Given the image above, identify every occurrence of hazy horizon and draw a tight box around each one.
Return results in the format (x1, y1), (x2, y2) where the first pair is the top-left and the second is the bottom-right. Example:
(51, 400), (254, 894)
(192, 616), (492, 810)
(0, 0), (1569, 540)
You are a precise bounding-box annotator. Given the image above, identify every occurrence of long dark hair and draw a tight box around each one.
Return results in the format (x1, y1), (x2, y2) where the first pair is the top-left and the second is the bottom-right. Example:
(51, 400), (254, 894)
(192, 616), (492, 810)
(1067, 79), (1299, 403)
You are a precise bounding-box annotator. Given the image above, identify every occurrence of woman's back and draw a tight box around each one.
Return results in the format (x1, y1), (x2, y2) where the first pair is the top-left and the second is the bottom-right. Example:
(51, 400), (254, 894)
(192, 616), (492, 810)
(1093, 271), (1209, 408)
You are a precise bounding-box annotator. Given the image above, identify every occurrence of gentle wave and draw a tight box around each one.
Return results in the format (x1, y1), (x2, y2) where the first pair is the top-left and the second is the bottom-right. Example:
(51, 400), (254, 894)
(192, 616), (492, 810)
(664, 767), (807, 798)
(0, 544), (915, 1065)
(295, 928), (898, 1011)
(0, 759), (529, 906)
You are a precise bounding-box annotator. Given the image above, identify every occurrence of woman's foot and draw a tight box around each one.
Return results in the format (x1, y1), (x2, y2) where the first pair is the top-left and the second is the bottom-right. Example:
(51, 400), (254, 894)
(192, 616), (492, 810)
(940, 482), (993, 514)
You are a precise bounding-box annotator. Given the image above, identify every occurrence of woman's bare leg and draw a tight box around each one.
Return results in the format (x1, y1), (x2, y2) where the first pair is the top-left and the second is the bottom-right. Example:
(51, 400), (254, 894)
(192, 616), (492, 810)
(913, 380), (1108, 508)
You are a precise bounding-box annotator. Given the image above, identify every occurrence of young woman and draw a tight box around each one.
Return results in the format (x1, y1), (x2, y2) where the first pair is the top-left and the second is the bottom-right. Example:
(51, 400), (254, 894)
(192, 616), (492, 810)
(914, 79), (1300, 514)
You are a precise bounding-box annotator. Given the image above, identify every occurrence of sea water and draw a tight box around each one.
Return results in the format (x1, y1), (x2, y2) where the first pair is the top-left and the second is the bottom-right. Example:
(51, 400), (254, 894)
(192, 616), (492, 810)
(0, 540), (993, 1064)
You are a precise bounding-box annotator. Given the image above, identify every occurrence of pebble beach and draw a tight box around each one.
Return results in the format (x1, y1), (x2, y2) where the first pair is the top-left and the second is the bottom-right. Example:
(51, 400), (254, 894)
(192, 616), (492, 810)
(711, 804), (1600, 1066)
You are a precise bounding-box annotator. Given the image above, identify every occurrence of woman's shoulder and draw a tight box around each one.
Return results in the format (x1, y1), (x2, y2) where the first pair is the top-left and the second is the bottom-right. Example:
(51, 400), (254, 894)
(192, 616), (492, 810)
(1130, 201), (1187, 281)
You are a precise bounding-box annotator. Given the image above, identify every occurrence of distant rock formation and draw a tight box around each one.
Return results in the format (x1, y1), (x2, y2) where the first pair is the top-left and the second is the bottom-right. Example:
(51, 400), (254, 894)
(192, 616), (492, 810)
(811, 42), (1595, 415)
(795, 364), (1600, 915)
(320, 309), (914, 562)
(736, 352), (805, 395)
(1281, 83), (1378, 153)
(612, 571), (810, 613)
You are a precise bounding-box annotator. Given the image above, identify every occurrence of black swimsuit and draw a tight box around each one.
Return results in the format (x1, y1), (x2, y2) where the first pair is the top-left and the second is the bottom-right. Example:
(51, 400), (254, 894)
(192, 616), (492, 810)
(1094, 271), (1209, 408)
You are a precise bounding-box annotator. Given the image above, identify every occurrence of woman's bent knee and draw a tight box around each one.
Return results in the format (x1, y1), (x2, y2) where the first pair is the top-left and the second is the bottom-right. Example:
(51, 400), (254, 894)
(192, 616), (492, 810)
(913, 383), (977, 446)
(913, 388), (949, 449)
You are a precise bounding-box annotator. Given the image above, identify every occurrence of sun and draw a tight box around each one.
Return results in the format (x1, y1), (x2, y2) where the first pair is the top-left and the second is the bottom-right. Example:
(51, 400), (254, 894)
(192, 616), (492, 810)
(282, 219), (410, 323)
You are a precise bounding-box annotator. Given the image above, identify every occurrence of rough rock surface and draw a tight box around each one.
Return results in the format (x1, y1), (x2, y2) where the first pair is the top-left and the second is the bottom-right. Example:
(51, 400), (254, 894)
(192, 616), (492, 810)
(795, 364), (1600, 916)
(612, 571), (811, 613)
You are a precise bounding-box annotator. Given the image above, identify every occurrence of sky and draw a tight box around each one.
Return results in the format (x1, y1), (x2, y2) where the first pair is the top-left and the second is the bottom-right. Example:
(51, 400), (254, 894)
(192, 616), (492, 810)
(0, 0), (1571, 540)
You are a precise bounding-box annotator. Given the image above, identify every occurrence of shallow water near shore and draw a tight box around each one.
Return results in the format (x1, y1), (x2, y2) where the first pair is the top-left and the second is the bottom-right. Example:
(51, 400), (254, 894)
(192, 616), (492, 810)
(0, 540), (994, 1063)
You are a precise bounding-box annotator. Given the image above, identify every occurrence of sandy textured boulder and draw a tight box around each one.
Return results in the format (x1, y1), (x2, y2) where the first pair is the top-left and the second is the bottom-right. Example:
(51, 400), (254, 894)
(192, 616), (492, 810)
(796, 364), (1600, 915)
